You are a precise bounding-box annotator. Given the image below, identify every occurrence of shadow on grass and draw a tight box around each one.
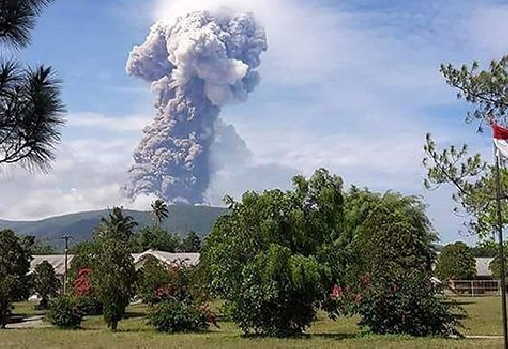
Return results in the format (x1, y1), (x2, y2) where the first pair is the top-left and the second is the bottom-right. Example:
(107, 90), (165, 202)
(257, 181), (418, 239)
(240, 333), (358, 341)
(123, 312), (147, 319)
(451, 301), (476, 306)
(311, 333), (359, 341)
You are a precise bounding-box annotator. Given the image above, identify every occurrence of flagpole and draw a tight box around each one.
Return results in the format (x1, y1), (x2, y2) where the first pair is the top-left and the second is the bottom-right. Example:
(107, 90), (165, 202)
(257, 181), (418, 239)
(494, 146), (508, 349)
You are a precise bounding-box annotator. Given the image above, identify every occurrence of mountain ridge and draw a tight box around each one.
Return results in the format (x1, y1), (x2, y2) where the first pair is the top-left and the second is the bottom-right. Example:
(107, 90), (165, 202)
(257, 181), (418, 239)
(0, 205), (227, 249)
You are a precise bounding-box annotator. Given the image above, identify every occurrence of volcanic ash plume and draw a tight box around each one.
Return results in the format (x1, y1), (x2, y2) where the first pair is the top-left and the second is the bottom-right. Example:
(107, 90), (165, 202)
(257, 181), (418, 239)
(124, 10), (268, 204)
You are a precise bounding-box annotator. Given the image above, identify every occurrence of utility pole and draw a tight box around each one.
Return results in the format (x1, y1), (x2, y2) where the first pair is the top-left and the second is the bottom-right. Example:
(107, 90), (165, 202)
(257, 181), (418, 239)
(495, 151), (508, 349)
(61, 234), (72, 294)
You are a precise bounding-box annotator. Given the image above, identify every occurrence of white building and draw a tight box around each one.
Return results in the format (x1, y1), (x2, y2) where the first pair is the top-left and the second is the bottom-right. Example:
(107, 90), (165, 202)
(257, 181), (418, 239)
(30, 249), (200, 276)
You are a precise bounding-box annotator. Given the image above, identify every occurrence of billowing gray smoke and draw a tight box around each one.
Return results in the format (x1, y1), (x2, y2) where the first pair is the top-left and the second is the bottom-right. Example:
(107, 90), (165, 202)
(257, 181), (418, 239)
(124, 10), (267, 203)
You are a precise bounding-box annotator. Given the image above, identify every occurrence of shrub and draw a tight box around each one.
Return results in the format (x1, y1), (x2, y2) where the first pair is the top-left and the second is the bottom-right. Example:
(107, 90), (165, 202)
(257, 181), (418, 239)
(353, 271), (462, 337)
(46, 296), (82, 329)
(137, 257), (206, 306)
(136, 255), (172, 305)
(75, 295), (103, 315)
(148, 300), (215, 333)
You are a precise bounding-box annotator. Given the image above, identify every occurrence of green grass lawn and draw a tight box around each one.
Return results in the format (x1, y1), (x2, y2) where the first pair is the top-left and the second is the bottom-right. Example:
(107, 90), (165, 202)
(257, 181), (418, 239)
(0, 297), (504, 349)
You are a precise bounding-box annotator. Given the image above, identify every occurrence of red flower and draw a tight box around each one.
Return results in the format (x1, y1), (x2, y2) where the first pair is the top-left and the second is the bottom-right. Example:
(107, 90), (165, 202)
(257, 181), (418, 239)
(331, 284), (344, 299)
(73, 268), (93, 296)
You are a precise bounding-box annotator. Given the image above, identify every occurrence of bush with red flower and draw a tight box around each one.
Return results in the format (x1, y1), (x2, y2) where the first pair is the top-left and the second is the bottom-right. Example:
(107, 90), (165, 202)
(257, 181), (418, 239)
(138, 255), (217, 333)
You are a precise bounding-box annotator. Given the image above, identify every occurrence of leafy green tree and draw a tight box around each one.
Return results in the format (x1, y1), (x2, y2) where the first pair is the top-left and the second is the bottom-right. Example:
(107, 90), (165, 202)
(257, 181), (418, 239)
(471, 242), (498, 258)
(180, 231), (201, 252)
(202, 169), (345, 337)
(32, 261), (61, 309)
(435, 242), (476, 281)
(423, 57), (508, 239)
(129, 226), (180, 252)
(340, 190), (460, 336)
(348, 191), (437, 277)
(490, 254), (508, 279)
(0, 230), (32, 328)
(92, 207), (137, 331)
(0, 0), (65, 171)
(151, 199), (169, 228)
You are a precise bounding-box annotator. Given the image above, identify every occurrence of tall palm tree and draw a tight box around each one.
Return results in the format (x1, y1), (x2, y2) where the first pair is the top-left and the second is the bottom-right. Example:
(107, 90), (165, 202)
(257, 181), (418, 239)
(151, 199), (169, 228)
(0, 0), (65, 171)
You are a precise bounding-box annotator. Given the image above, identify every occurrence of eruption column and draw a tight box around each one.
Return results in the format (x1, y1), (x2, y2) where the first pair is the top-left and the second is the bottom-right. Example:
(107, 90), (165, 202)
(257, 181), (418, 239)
(124, 10), (267, 203)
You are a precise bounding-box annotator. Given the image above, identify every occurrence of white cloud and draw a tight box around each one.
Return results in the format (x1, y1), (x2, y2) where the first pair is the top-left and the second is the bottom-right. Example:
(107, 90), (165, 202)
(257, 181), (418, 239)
(0, 135), (152, 220)
(68, 112), (151, 132)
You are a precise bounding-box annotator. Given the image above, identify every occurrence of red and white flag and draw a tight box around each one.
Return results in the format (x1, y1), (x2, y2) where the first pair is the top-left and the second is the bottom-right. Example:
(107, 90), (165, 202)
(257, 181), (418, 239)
(492, 123), (508, 158)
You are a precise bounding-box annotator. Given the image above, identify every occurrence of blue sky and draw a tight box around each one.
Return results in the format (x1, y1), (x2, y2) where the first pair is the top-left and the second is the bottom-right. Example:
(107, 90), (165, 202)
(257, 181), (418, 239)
(2, 0), (508, 244)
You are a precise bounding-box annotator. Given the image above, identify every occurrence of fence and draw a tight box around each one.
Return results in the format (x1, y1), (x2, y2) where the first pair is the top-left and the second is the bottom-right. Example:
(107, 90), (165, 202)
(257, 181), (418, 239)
(446, 280), (502, 297)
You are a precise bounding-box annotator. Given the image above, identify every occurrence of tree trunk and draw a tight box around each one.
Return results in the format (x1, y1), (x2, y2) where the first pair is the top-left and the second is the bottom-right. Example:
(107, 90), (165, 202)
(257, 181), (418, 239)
(0, 302), (8, 329)
(40, 297), (48, 309)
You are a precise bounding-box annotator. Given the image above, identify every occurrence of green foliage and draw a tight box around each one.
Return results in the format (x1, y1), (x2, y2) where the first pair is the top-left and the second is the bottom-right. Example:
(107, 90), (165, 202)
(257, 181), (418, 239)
(140, 255), (215, 334)
(355, 271), (462, 337)
(0, 0), (65, 171)
(67, 240), (96, 288)
(148, 300), (214, 333)
(489, 254), (508, 279)
(435, 242), (476, 281)
(471, 242), (498, 258)
(137, 256), (206, 305)
(46, 295), (82, 329)
(441, 57), (508, 127)
(202, 169), (345, 337)
(32, 261), (61, 309)
(338, 189), (460, 337)
(0, 230), (32, 328)
(136, 255), (172, 305)
(92, 207), (137, 331)
(75, 295), (103, 316)
(129, 226), (180, 253)
(95, 207), (138, 241)
(0, 0), (55, 49)
(151, 199), (169, 227)
(345, 190), (437, 279)
(424, 56), (508, 239)
(0, 62), (65, 170)
(423, 134), (506, 238)
(180, 231), (201, 252)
